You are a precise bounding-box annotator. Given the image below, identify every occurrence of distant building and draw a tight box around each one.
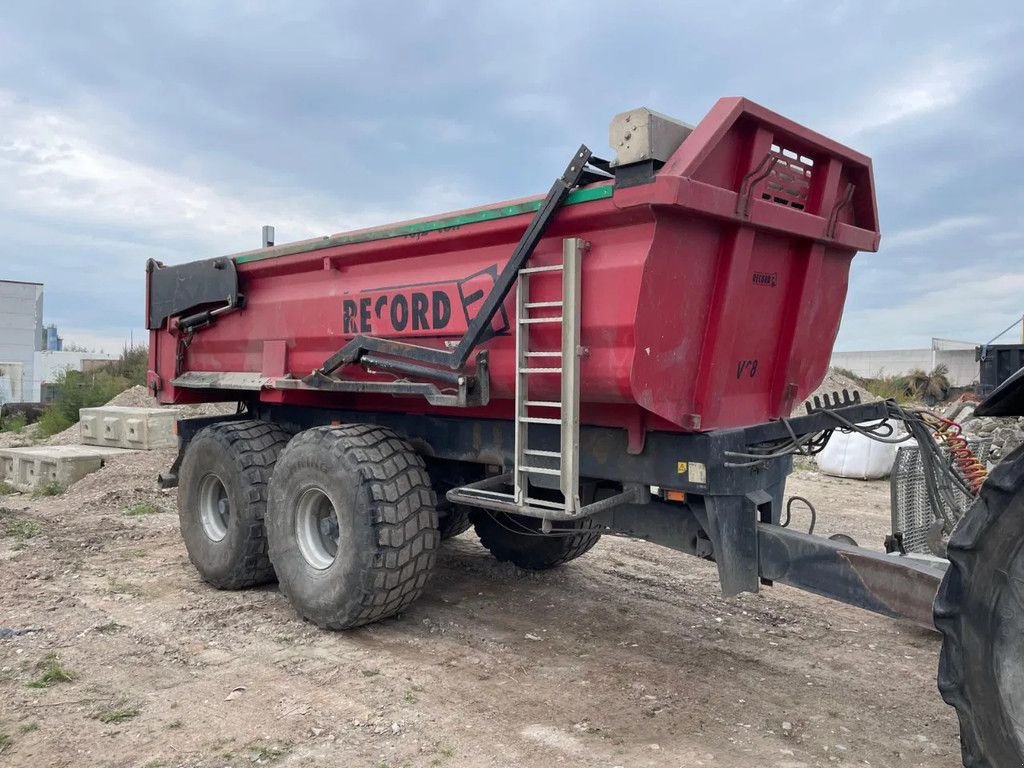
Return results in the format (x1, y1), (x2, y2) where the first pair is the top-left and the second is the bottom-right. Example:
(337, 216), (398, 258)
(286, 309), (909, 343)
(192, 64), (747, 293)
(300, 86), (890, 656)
(0, 279), (44, 404)
(1, 282), (119, 404)
(32, 349), (118, 402)
(43, 323), (63, 351)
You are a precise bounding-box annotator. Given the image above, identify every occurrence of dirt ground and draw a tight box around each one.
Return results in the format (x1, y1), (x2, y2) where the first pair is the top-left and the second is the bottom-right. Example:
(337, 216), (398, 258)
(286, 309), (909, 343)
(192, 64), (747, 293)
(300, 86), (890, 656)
(0, 448), (960, 768)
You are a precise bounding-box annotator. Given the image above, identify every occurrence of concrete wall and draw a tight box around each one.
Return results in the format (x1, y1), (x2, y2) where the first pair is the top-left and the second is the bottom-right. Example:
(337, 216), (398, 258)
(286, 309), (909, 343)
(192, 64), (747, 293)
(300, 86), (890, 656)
(0, 363), (24, 402)
(0, 280), (43, 404)
(31, 350), (119, 402)
(831, 348), (979, 387)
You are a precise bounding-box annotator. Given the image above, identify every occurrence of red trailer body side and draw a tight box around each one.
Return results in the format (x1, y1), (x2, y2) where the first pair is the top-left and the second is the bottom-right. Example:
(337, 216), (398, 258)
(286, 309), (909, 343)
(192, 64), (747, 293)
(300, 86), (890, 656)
(148, 97), (879, 434)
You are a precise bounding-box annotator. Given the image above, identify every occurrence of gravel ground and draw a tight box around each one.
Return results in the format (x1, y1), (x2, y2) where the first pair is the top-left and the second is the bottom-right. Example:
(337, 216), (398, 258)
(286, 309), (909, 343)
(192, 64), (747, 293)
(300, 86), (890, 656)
(0, 449), (960, 767)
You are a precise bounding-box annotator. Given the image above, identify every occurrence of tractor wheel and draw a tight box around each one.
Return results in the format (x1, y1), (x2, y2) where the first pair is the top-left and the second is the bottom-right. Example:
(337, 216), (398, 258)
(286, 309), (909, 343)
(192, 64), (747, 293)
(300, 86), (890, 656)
(935, 444), (1024, 767)
(470, 509), (601, 570)
(177, 420), (291, 589)
(266, 425), (439, 629)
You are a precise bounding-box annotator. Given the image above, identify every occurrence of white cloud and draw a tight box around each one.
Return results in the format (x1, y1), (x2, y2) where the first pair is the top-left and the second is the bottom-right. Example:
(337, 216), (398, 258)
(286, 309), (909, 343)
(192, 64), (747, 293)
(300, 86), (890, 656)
(836, 268), (1024, 349)
(882, 214), (991, 249)
(0, 91), (480, 260)
(0, 92), (331, 250)
(828, 55), (986, 140)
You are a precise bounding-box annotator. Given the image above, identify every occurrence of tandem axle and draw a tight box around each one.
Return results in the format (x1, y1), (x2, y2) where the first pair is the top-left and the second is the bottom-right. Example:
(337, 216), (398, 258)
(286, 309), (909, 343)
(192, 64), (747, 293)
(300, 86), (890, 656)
(161, 395), (946, 632)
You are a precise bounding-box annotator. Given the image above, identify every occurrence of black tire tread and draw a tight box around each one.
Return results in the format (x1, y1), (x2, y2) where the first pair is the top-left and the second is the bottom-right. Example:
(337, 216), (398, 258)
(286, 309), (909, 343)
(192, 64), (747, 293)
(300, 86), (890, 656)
(438, 506), (473, 540)
(275, 424), (438, 629)
(935, 444), (1024, 767)
(471, 510), (601, 570)
(182, 419), (291, 589)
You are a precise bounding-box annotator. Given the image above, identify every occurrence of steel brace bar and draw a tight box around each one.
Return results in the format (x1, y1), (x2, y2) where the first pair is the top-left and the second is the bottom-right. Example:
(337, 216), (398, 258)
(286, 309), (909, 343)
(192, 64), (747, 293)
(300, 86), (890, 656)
(309, 144), (594, 380)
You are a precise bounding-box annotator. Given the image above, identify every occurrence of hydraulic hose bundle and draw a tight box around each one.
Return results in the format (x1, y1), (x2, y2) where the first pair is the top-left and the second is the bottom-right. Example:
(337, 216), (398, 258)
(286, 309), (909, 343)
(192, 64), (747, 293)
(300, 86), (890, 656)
(922, 414), (988, 494)
(727, 400), (988, 546)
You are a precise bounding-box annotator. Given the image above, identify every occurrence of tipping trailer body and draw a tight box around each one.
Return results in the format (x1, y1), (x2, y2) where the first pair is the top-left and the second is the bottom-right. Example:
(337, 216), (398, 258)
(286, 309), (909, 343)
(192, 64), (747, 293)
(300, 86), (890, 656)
(149, 99), (1024, 765)
(146, 98), (879, 436)
(148, 101), (1024, 765)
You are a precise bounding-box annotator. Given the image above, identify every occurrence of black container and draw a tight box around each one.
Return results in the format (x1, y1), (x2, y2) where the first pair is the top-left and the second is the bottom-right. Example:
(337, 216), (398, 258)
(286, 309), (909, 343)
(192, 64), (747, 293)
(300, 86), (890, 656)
(976, 344), (1024, 396)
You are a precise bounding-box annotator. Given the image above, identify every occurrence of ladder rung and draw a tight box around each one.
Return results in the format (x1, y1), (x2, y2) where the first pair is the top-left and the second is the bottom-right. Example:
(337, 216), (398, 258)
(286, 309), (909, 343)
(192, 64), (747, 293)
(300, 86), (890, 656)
(520, 416), (561, 424)
(520, 264), (563, 274)
(524, 400), (561, 408)
(519, 367), (563, 374)
(524, 353), (561, 360)
(519, 465), (561, 476)
(524, 496), (568, 510)
(519, 316), (563, 325)
(523, 448), (561, 458)
(524, 301), (563, 309)
(455, 487), (515, 500)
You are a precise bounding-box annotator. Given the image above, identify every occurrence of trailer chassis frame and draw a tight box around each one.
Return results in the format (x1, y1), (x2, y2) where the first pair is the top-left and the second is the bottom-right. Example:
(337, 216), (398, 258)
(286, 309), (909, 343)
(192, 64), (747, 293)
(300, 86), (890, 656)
(160, 398), (943, 630)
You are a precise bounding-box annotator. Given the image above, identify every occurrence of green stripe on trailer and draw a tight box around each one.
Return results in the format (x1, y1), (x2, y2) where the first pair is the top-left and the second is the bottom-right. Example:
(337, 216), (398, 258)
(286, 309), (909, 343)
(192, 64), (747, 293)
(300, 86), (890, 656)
(234, 184), (613, 265)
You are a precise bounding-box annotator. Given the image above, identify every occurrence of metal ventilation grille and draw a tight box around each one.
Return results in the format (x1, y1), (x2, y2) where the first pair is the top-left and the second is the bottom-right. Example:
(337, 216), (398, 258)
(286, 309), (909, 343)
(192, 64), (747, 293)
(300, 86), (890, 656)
(762, 145), (813, 211)
(890, 439), (991, 554)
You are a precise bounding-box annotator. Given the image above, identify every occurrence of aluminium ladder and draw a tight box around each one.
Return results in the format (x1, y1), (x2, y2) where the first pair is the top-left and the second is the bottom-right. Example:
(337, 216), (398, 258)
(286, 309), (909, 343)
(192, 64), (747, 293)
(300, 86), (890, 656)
(513, 237), (584, 514)
(446, 237), (585, 518)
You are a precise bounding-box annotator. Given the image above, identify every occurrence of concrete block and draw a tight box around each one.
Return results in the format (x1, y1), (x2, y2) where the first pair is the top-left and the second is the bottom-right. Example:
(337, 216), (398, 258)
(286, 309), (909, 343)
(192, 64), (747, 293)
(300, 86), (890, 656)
(79, 406), (179, 450)
(0, 445), (135, 492)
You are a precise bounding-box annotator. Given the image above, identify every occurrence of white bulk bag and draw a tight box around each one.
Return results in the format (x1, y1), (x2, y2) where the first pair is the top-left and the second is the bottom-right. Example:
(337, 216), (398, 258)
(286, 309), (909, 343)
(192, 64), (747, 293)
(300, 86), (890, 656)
(815, 428), (898, 480)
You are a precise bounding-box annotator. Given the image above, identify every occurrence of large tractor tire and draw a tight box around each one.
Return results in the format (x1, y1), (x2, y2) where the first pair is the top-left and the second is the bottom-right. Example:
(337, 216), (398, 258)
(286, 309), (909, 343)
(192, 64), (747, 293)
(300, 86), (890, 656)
(266, 425), (439, 629)
(177, 420), (291, 589)
(935, 444), (1024, 767)
(470, 509), (602, 570)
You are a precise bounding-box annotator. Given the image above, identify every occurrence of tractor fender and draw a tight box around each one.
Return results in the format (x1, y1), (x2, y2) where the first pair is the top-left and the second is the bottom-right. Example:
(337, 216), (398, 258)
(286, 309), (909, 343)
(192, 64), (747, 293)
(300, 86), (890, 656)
(975, 365), (1024, 417)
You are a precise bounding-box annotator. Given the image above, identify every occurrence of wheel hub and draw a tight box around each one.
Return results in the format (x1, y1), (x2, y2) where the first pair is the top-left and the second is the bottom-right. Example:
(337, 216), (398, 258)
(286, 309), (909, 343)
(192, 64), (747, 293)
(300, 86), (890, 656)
(295, 488), (340, 570)
(198, 474), (230, 542)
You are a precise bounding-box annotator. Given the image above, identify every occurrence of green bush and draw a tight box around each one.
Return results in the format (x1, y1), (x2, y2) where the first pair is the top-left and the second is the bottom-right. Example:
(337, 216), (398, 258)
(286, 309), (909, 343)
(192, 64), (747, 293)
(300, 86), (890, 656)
(31, 480), (64, 498)
(35, 407), (73, 438)
(833, 367), (908, 403)
(36, 345), (149, 438)
(0, 413), (27, 433)
(49, 369), (130, 424)
(833, 364), (950, 404)
(107, 345), (149, 383)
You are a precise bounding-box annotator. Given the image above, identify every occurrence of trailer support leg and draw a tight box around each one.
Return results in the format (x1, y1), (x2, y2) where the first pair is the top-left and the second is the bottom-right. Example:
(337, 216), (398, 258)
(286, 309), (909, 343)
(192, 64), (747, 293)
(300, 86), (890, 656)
(692, 494), (762, 597)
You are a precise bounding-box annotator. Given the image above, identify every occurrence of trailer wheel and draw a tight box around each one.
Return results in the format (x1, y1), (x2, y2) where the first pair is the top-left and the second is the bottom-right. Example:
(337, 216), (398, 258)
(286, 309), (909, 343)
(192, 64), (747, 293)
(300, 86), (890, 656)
(470, 510), (601, 570)
(425, 462), (480, 541)
(433, 481), (472, 540)
(935, 444), (1024, 767)
(177, 420), (291, 589)
(438, 505), (472, 540)
(266, 425), (439, 629)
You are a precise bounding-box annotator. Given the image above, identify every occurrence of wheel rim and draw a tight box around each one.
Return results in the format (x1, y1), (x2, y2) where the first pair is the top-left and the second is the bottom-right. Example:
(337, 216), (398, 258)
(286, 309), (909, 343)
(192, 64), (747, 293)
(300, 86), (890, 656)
(295, 488), (340, 570)
(198, 474), (230, 542)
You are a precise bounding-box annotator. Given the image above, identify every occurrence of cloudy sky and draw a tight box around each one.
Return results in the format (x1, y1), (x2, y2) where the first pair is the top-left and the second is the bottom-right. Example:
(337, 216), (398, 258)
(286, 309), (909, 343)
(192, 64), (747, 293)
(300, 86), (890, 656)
(0, 1), (1021, 352)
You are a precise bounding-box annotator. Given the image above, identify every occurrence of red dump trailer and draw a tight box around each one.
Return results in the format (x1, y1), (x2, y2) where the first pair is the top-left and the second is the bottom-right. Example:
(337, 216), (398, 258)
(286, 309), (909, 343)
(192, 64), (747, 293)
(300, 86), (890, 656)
(148, 98), (1022, 766)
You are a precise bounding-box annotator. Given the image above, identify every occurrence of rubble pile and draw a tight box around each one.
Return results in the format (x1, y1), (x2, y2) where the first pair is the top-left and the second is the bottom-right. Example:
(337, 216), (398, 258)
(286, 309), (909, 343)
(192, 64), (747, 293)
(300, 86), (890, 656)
(936, 398), (1024, 460)
(960, 413), (1024, 461)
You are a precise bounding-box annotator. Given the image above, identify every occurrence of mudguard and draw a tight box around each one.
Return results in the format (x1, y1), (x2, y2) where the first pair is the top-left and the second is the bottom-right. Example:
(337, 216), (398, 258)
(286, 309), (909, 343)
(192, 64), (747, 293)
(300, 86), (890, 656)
(974, 365), (1024, 417)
